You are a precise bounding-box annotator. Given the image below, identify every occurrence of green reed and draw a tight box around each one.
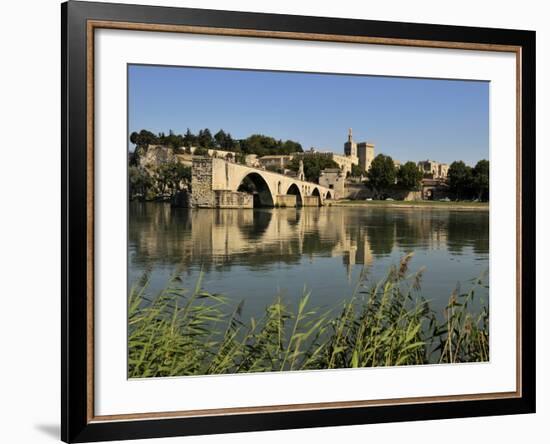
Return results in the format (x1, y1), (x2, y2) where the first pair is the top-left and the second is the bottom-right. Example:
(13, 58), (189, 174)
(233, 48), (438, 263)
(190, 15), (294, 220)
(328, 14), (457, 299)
(128, 254), (489, 378)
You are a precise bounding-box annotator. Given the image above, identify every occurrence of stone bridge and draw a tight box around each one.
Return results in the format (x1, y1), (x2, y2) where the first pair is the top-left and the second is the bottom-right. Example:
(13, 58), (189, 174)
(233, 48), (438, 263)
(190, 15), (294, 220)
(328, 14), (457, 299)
(190, 157), (335, 208)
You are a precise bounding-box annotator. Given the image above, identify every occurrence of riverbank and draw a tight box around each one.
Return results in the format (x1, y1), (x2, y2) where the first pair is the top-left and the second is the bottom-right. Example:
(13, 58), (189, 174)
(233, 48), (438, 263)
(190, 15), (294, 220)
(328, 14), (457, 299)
(128, 257), (489, 378)
(330, 199), (489, 210)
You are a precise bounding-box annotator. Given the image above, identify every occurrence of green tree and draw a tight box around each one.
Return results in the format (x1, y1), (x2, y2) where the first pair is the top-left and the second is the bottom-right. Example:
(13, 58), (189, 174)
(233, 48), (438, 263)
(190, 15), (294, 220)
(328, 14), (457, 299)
(193, 146), (209, 156)
(473, 159), (489, 201)
(265, 164), (284, 174)
(240, 134), (302, 156)
(235, 153), (247, 165)
(183, 128), (197, 148)
(448, 161), (473, 200)
(280, 140), (303, 154)
(159, 129), (184, 149)
(130, 128), (301, 156)
(214, 129), (227, 148)
(349, 163), (365, 178)
(214, 129), (236, 150)
(240, 134), (279, 156)
(129, 129), (158, 148)
(287, 154), (339, 182)
(128, 166), (153, 200)
(366, 154), (396, 198)
(197, 128), (214, 148)
(156, 162), (192, 196)
(397, 161), (423, 190)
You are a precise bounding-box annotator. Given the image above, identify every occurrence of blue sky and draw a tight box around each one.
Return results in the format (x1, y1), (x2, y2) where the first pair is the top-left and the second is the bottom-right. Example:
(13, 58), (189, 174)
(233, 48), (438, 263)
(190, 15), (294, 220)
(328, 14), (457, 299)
(128, 65), (489, 166)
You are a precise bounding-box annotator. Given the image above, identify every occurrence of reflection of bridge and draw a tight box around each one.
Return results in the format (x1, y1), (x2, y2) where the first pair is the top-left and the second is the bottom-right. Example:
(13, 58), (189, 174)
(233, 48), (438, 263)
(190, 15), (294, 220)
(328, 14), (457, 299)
(130, 206), (375, 277)
(190, 157), (334, 208)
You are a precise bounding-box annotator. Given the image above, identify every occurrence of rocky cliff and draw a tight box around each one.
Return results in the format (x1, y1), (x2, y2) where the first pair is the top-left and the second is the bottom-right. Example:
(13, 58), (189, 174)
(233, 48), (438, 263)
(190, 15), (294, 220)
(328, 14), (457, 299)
(137, 145), (177, 171)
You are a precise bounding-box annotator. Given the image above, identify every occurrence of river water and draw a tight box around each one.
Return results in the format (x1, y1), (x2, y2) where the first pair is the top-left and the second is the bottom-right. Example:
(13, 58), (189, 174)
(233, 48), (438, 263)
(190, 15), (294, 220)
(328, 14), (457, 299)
(128, 203), (489, 319)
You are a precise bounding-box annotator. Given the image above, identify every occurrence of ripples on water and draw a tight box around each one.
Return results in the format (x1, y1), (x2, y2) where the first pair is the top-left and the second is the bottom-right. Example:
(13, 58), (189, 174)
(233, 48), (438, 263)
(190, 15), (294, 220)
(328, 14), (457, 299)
(128, 203), (489, 319)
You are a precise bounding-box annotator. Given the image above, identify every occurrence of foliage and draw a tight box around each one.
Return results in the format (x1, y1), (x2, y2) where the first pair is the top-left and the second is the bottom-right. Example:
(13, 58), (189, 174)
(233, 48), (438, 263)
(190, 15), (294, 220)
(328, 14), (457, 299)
(265, 164), (284, 174)
(240, 134), (303, 157)
(128, 166), (154, 200)
(193, 146), (209, 156)
(448, 161), (473, 200)
(130, 128), (302, 156)
(214, 129), (236, 150)
(128, 256), (489, 377)
(397, 161), (423, 190)
(447, 160), (490, 201)
(235, 153), (247, 165)
(349, 163), (365, 178)
(159, 130), (184, 149)
(473, 159), (489, 201)
(129, 129), (188, 150)
(366, 154), (396, 197)
(183, 128), (197, 148)
(156, 162), (192, 196)
(197, 128), (215, 149)
(287, 154), (339, 182)
(130, 129), (159, 148)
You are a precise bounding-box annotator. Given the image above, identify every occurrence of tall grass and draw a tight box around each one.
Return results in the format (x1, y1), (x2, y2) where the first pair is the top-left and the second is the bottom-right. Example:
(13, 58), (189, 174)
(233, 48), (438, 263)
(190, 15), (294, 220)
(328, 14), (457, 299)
(128, 254), (489, 378)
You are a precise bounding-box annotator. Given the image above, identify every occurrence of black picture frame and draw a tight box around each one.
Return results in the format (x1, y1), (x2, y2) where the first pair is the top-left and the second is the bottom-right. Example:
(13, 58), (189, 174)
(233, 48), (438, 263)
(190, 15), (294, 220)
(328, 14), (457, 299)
(61, 1), (536, 442)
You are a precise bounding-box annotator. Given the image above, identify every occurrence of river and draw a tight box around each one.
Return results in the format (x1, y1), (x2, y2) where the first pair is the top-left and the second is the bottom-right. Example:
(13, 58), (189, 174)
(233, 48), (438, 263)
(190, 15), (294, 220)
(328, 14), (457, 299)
(128, 203), (489, 320)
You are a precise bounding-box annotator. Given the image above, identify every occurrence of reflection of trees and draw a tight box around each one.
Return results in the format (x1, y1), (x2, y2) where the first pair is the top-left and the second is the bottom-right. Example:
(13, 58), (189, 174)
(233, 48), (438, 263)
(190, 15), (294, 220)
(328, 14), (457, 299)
(128, 203), (489, 272)
(364, 211), (396, 257)
(447, 212), (489, 255)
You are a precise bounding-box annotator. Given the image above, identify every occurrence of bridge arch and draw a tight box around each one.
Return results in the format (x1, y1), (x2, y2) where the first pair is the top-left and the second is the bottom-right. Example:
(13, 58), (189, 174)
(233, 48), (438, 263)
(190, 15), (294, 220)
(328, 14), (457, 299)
(326, 190), (333, 200)
(311, 187), (321, 206)
(286, 183), (303, 206)
(237, 172), (275, 207)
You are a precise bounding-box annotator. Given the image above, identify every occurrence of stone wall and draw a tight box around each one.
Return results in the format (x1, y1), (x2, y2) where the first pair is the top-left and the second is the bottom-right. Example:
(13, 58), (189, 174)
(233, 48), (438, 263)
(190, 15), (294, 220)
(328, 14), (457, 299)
(214, 190), (253, 209)
(275, 194), (297, 208)
(138, 145), (177, 171)
(343, 183), (422, 201)
(302, 196), (320, 207)
(319, 169), (345, 199)
(343, 183), (371, 200)
(190, 157), (215, 208)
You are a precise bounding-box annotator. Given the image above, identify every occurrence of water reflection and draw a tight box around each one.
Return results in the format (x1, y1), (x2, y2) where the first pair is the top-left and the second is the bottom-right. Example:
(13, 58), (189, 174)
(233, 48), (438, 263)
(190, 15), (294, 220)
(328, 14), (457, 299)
(130, 204), (488, 267)
(128, 203), (489, 317)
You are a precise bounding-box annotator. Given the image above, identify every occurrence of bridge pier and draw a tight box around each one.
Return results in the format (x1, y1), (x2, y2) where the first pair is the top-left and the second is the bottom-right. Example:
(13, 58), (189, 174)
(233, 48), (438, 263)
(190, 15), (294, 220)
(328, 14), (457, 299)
(303, 196), (321, 207)
(275, 195), (297, 208)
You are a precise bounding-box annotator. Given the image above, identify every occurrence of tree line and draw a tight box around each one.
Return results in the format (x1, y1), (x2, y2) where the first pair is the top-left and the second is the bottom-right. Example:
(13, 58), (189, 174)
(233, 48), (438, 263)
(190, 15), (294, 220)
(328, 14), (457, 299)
(447, 160), (489, 201)
(364, 154), (489, 201)
(129, 128), (304, 157)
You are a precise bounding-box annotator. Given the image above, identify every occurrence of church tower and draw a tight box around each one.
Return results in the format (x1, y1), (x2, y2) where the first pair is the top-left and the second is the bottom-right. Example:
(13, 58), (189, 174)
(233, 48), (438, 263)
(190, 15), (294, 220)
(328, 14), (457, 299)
(344, 128), (357, 158)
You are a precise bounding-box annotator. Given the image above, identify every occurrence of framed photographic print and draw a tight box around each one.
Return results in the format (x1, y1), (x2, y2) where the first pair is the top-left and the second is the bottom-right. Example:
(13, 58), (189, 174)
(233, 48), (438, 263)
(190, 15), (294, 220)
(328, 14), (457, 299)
(61, 1), (536, 442)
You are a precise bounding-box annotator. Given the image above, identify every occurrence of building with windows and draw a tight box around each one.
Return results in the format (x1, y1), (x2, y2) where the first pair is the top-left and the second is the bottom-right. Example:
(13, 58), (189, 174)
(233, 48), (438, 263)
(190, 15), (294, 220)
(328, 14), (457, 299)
(319, 168), (345, 199)
(417, 159), (449, 179)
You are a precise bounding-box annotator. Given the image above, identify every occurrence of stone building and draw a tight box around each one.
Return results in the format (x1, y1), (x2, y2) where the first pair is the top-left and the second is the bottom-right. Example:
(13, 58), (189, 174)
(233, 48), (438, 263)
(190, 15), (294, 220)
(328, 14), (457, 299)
(343, 128), (357, 158)
(256, 155), (293, 171)
(254, 129), (375, 179)
(417, 159), (449, 179)
(319, 168), (345, 199)
(344, 128), (375, 173)
(421, 178), (450, 200)
(358, 142), (375, 172)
